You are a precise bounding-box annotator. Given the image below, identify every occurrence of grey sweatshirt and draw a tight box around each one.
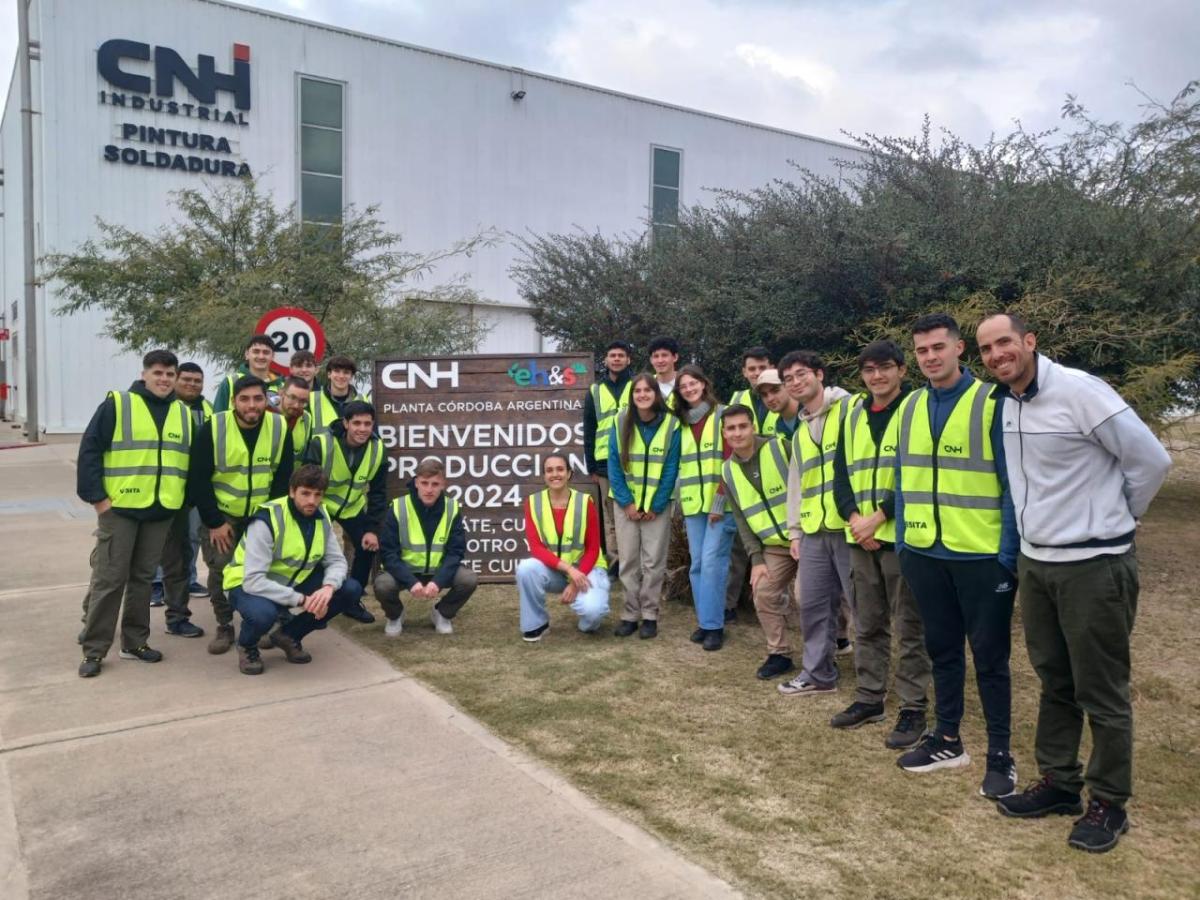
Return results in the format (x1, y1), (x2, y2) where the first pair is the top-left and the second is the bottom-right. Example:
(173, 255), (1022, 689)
(999, 354), (1172, 563)
(240, 510), (348, 607)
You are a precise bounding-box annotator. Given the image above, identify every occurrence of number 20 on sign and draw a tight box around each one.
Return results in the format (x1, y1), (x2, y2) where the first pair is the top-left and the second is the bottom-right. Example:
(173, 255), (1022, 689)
(255, 307), (327, 376)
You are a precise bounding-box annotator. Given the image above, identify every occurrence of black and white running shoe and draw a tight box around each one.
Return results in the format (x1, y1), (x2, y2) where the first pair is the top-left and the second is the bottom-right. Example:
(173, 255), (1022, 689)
(897, 732), (970, 772)
(979, 750), (1018, 798)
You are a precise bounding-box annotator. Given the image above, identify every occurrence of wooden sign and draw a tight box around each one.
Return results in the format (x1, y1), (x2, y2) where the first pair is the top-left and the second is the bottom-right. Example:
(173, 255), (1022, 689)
(373, 353), (596, 583)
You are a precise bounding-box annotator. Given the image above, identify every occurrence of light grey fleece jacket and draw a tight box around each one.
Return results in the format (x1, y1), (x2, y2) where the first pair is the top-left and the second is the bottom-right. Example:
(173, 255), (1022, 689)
(240, 509), (348, 607)
(787, 385), (851, 539)
(999, 354), (1172, 563)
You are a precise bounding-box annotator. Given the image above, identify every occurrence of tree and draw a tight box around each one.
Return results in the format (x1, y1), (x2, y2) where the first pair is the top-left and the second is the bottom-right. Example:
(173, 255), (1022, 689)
(46, 178), (496, 366)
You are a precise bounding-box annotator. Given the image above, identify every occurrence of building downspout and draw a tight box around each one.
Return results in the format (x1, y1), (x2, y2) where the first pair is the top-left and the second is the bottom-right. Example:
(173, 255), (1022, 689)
(18, 0), (40, 441)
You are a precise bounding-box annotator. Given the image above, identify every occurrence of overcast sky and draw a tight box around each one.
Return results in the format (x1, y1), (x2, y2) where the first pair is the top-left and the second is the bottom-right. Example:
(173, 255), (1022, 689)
(2, 0), (1195, 147)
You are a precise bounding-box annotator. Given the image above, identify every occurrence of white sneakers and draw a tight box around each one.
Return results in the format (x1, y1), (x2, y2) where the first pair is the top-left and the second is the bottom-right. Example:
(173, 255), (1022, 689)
(431, 607), (454, 635)
(384, 611), (405, 638)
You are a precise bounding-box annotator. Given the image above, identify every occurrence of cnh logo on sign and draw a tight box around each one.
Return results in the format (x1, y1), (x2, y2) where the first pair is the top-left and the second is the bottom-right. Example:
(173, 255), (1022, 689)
(506, 360), (588, 388)
(98, 39), (252, 110)
(381, 362), (460, 390)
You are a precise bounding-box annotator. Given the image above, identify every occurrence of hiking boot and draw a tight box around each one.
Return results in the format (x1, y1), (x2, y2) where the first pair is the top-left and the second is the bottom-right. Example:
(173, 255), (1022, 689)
(258, 633), (274, 650)
(208, 624), (235, 655)
(149, 583), (165, 607)
(614, 620), (638, 638)
(384, 610), (405, 638)
(979, 750), (1018, 799)
(835, 637), (853, 656)
(755, 654), (795, 680)
(1067, 799), (1129, 853)
(690, 627), (706, 644)
(885, 709), (927, 749)
(778, 675), (836, 697)
(119, 645), (163, 663)
(269, 630), (312, 664)
(996, 775), (1084, 819)
(702, 629), (725, 652)
(831, 701), (885, 730)
(166, 620), (205, 638)
(431, 607), (454, 634)
(897, 733), (970, 772)
(238, 644), (264, 675)
(639, 620), (658, 639)
(78, 657), (102, 678)
(522, 622), (550, 643)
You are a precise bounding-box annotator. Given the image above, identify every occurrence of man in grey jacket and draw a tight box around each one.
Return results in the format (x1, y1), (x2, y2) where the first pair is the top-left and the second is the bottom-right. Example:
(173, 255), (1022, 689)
(977, 313), (1171, 854)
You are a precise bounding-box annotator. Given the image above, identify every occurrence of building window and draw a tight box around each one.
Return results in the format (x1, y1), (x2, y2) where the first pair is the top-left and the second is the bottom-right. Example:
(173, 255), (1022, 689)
(650, 146), (681, 240)
(299, 76), (344, 225)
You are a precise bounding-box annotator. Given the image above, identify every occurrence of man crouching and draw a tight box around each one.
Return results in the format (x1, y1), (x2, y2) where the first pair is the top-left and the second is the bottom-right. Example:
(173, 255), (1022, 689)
(224, 464), (364, 674)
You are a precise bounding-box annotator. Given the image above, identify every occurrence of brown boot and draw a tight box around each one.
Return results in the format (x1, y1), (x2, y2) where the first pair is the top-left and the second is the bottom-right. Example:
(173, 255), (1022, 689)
(258, 632), (274, 651)
(207, 623), (235, 655)
(237, 644), (264, 675)
(269, 629), (312, 664)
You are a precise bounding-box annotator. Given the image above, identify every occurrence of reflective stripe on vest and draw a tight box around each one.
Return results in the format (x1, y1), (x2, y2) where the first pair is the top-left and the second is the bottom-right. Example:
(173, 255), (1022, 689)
(612, 410), (679, 512)
(530, 489), (607, 569)
(897, 381), (1001, 554)
(791, 398), (848, 535)
(395, 493), (460, 573)
(309, 389), (365, 437)
(316, 434), (384, 520)
(678, 405), (725, 516)
(591, 380), (632, 463)
(211, 411), (285, 518)
(103, 391), (192, 510)
(222, 497), (330, 592)
(729, 389), (779, 436)
(842, 395), (901, 544)
(722, 438), (790, 547)
(289, 410), (314, 461)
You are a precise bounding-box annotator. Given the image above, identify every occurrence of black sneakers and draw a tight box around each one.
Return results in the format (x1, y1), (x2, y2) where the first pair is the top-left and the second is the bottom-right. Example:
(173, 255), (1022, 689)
(702, 629), (724, 652)
(342, 602), (376, 624)
(639, 620), (658, 639)
(830, 701), (885, 730)
(1067, 799), (1129, 854)
(166, 620), (205, 638)
(897, 733), (970, 772)
(996, 775), (1084, 818)
(755, 654), (795, 680)
(885, 709), (927, 749)
(522, 622), (550, 643)
(979, 750), (1018, 799)
(690, 627), (706, 644)
(614, 620), (638, 637)
(78, 657), (102, 678)
(119, 645), (163, 663)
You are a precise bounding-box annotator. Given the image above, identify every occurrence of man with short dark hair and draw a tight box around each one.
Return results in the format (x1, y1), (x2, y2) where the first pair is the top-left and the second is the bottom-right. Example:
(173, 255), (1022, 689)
(189, 375), (293, 654)
(304, 400), (386, 622)
(213, 335), (285, 412)
(729, 347), (777, 436)
(647, 336), (681, 407)
(289, 350), (319, 388)
(77, 349), (194, 677)
(225, 464), (364, 675)
(310, 354), (366, 436)
(978, 313), (1171, 852)
(893, 312), (1020, 800)
(279, 376), (314, 461)
(583, 340), (633, 576)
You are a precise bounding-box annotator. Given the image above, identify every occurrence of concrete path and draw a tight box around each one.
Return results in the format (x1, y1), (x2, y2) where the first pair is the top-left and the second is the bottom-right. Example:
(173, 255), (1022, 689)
(0, 443), (739, 900)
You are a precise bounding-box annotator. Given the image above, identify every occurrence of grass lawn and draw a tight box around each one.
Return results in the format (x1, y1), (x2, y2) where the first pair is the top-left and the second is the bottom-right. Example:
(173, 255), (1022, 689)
(342, 454), (1200, 899)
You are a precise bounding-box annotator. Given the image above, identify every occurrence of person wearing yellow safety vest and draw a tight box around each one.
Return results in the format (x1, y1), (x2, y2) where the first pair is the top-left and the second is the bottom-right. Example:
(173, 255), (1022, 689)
(303, 400), (386, 623)
(278, 376), (314, 462)
(374, 457), (477, 637)
(76, 350), (194, 678)
(776, 350), (854, 698)
(673, 365), (736, 652)
(309, 354), (367, 437)
(608, 373), (681, 639)
(225, 464), (365, 675)
(516, 450), (610, 641)
(719, 404), (798, 681)
(583, 340), (632, 578)
(189, 375), (293, 655)
(754, 369), (802, 444)
(648, 336), (681, 410)
(212, 334), (285, 413)
(829, 340), (931, 750)
(891, 313), (1020, 802)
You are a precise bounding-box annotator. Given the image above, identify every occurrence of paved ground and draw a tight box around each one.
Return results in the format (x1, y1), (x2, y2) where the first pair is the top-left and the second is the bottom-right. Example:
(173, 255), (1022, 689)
(0, 442), (739, 900)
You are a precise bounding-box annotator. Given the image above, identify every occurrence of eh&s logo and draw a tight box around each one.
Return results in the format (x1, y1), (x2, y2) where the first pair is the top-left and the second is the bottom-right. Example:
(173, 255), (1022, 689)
(506, 360), (587, 388)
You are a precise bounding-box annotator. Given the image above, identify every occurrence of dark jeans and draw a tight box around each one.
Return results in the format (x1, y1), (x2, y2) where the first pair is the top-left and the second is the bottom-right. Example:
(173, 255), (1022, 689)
(229, 568), (364, 649)
(1019, 550), (1138, 805)
(899, 549), (1015, 751)
(337, 513), (378, 591)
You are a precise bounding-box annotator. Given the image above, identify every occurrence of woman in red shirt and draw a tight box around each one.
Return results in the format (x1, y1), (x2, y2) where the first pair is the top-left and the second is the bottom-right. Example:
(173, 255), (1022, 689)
(516, 450), (610, 641)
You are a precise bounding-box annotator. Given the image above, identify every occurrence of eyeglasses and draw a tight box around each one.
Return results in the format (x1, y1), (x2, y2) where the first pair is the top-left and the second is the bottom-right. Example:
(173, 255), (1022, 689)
(860, 363), (899, 377)
(781, 369), (814, 384)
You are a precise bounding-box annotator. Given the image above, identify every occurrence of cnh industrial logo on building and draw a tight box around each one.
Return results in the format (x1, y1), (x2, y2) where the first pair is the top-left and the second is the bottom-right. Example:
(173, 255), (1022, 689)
(97, 38), (252, 178)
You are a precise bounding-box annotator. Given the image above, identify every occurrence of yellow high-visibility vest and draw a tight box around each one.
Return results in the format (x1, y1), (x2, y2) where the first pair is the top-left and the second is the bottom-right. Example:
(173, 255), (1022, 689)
(102, 391), (192, 510)
(590, 380), (632, 464)
(842, 394), (901, 544)
(722, 439), (791, 547)
(729, 389), (779, 436)
(223, 497), (330, 591)
(611, 410), (679, 512)
(528, 488), (607, 568)
(791, 398), (849, 535)
(313, 433), (384, 520)
(394, 493), (460, 572)
(210, 411), (286, 519)
(678, 405), (725, 516)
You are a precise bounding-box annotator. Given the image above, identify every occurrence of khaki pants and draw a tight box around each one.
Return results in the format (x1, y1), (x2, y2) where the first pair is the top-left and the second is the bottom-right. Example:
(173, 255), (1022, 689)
(849, 544), (929, 709)
(80, 510), (172, 659)
(753, 545), (798, 656)
(613, 508), (672, 622)
(595, 474), (619, 567)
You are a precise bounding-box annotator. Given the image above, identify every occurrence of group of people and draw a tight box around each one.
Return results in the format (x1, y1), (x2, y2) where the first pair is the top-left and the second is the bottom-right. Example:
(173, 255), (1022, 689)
(75, 313), (1171, 855)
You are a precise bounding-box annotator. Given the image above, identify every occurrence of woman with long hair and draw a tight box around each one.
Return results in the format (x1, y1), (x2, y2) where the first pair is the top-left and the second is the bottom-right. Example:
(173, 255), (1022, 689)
(607, 372), (681, 639)
(673, 365), (736, 651)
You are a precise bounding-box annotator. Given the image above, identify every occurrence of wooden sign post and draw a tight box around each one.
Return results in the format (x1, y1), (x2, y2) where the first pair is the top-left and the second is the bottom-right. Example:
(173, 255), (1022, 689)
(373, 353), (596, 583)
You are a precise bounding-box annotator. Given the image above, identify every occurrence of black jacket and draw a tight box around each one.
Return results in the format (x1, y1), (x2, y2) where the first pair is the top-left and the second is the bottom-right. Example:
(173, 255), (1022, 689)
(77, 380), (189, 522)
(188, 413), (294, 527)
(379, 482), (467, 590)
(301, 420), (387, 529)
(582, 369), (632, 476)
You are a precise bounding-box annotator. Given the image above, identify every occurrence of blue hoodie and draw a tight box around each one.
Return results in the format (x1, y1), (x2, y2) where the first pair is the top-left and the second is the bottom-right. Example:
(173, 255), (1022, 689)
(893, 368), (1018, 573)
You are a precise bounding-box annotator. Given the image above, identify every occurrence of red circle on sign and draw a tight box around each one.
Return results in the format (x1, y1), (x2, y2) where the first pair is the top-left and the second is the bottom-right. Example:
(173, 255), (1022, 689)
(255, 307), (327, 376)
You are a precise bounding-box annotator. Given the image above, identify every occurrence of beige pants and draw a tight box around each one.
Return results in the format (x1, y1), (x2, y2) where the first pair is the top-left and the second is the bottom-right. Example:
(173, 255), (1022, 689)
(753, 545), (799, 656)
(613, 508), (672, 622)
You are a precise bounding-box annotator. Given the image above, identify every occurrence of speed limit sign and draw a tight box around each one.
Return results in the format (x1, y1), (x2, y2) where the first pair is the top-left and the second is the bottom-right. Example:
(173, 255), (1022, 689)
(255, 307), (327, 376)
